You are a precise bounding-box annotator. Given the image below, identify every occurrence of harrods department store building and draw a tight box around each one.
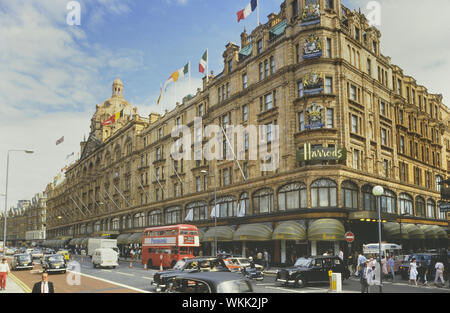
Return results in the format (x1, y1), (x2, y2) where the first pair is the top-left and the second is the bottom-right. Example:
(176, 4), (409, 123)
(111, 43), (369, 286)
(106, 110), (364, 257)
(46, 0), (449, 265)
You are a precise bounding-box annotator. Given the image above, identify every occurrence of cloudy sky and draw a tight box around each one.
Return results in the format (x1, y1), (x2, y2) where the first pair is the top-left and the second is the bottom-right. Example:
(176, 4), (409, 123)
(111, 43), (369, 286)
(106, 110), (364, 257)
(0, 0), (449, 210)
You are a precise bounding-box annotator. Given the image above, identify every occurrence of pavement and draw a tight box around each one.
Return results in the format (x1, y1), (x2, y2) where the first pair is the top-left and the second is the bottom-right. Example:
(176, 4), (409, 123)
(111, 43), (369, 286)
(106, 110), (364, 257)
(1, 273), (29, 293)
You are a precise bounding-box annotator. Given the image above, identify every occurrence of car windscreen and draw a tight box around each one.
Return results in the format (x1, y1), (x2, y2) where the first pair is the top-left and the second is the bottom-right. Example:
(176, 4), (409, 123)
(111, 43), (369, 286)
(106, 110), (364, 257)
(294, 258), (313, 267)
(18, 255), (31, 261)
(217, 280), (253, 293)
(237, 259), (251, 266)
(48, 255), (64, 262)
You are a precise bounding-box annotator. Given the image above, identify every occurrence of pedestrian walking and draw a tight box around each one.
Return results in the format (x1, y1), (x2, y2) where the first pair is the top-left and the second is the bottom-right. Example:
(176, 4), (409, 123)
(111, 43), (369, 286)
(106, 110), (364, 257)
(357, 252), (366, 278)
(381, 255), (388, 279)
(360, 260), (372, 293)
(130, 248), (135, 261)
(0, 258), (10, 291)
(263, 250), (270, 270)
(408, 258), (418, 286)
(388, 255), (396, 281)
(256, 251), (263, 266)
(338, 249), (344, 261)
(32, 272), (55, 293)
(434, 260), (445, 286)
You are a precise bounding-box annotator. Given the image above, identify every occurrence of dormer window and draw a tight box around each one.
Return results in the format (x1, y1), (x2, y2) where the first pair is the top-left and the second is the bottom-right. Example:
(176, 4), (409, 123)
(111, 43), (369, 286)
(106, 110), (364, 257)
(325, 0), (334, 9)
(257, 40), (263, 54)
(227, 60), (232, 73)
(372, 41), (377, 54)
(354, 27), (360, 41)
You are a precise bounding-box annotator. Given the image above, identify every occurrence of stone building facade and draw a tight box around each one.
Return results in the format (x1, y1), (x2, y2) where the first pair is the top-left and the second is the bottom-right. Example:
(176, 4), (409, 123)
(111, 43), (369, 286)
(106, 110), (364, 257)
(46, 0), (449, 264)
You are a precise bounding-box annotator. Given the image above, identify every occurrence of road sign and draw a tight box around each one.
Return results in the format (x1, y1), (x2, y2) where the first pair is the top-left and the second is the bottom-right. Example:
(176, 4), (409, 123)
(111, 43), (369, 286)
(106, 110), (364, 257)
(345, 232), (355, 243)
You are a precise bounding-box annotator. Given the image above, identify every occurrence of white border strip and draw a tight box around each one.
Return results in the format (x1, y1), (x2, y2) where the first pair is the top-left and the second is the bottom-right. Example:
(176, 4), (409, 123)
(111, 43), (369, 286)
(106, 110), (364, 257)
(67, 270), (151, 293)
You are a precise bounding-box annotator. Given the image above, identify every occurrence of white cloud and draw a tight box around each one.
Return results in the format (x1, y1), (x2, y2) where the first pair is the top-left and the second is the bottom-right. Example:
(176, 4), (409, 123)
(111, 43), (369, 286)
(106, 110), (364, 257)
(346, 0), (450, 103)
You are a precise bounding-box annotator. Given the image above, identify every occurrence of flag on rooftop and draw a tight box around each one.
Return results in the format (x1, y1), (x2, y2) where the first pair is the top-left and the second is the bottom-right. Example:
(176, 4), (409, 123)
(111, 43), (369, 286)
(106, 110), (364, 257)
(157, 83), (163, 104)
(237, 0), (258, 22)
(199, 50), (208, 74)
(163, 63), (189, 91)
(56, 136), (64, 145)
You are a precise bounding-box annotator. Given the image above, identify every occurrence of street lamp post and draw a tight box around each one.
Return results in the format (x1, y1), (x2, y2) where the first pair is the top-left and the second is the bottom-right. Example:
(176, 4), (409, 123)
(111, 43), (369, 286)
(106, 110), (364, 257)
(372, 185), (384, 293)
(399, 212), (409, 249)
(201, 169), (217, 256)
(3, 150), (34, 257)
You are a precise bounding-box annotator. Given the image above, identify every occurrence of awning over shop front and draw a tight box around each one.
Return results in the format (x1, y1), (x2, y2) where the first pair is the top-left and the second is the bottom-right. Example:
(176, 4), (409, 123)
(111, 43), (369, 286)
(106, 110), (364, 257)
(403, 224), (425, 239)
(116, 234), (132, 245)
(80, 238), (89, 246)
(126, 233), (143, 244)
(272, 221), (307, 241)
(431, 226), (448, 239)
(307, 219), (345, 241)
(382, 222), (409, 239)
(419, 225), (438, 239)
(233, 224), (272, 241)
(204, 226), (234, 242)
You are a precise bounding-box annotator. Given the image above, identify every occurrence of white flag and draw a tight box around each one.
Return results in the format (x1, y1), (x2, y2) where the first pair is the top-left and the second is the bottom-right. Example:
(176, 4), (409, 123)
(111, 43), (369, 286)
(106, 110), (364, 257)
(238, 200), (246, 217)
(210, 204), (219, 218)
(185, 209), (193, 222)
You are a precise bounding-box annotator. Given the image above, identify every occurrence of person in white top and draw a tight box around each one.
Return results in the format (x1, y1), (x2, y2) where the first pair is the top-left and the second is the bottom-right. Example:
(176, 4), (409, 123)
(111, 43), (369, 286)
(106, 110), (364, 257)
(0, 258), (10, 291)
(408, 258), (418, 286)
(434, 260), (445, 285)
(338, 250), (344, 261)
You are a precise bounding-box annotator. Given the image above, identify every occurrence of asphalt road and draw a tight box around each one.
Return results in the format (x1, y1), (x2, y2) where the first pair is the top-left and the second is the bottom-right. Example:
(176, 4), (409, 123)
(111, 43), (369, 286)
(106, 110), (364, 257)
(8, 255), (450, 293)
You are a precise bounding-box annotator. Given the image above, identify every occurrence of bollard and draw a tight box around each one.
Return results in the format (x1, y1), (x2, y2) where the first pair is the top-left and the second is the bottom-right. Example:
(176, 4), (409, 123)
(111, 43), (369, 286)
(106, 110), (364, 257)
(328, 270), (333, 291)
(330, 273), (342, 293)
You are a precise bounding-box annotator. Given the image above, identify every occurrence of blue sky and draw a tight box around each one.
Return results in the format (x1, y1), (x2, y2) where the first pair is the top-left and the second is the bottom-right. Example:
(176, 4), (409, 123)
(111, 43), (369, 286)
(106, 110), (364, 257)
(1, 0), (449, 210)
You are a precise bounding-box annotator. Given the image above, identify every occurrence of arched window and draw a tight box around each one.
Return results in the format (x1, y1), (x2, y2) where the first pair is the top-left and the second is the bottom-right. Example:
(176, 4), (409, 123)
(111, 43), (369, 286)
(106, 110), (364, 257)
(435, 175), (443, 192)
(121, 216), (126, 230)
(399, 193), (413, 215)
(186, 202), (208, 221)
(239, 192), (250, 216)
(362, 185), (376, 211)
(112, 218), (120, 230)
(126, 215), (132, 229)
(148, 210), (162, 226)
(415, 197), (425, 217)
(94, 221), (101, 233)
(212, 196), (237, 218)
(80, 224), (86, 234)
(165, 206), (182, 225)
(278, 183), (307, 211)
(381, 189), (396, 214)
(427, 199), (435, 219)
(311, 179), (337, 208)
(341, 181), (358, 209)
(87, 223), (92, 234)
(437, 201), (446, 220)
(134, 212), (145, 228)
(253, 189), (274, 214)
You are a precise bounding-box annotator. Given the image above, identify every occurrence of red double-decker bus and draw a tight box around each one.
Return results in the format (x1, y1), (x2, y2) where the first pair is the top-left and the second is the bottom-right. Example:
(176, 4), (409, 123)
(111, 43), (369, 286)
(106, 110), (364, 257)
(142, 224), (200, 269)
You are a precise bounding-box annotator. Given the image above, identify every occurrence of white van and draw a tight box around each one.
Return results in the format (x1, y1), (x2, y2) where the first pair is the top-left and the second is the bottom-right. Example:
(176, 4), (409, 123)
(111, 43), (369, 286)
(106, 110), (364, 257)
(92, 248), (119, 269)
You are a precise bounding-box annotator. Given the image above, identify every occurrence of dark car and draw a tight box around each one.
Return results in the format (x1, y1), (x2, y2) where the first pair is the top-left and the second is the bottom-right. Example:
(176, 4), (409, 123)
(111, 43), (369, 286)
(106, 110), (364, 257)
(398, 253), (439, 279)
(42, 254), (67, 274)
(166, 271), (254, 293)
(276, 256), (350, 288)
(152, 256), (230, 292)
(11, 254), (34, 271)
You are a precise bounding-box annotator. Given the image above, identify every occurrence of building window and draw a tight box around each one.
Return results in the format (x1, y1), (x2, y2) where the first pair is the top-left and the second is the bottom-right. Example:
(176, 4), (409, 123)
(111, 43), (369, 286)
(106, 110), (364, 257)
(227, 60), (232, 73)
(298, 81), (304, 98)
(278, 183), (307, 211)
(296, 44), (300, 63)
(186, 201), (208, 221)
(325, 77), (333, 94)
(242, 104), (248, 121)
(311, 179), (337, 208)
(242, 73), (248, 89)
(400, 136), (405, 154)
(351, 115), (358, 133)
(325, 0), (334, 9)
(362, 185), (376, 211)
(198, 104), (204, 117)
(239, 192), (249, 216)
(353, 150), (360, 170)
(148, 210), (162, 226)
(435, 175), (442, 192)
(380, 101), (386, 116)
(341, 181), (358, 209)
(350, 85), (357, 101)
(299, 112), (305, 131)
(292, 0), (299, 16)
(427, 199), (435, 219)
(326, 38), (332, 58)
(381, 128), (387, 145)
(259, 63), (264, 81)
(326, 108), (334, 128)
(214, 196), (237, 218)
(415, 197), (425, 217)
(165, 206), (181, 225)
(270, 56), (275, 74)
(414, 167), (421, 185)
(264, 60), (269, 78)
(383, 159), (389, 178)
(367, 58), (371, 76)
(399, 193), (413, 215)
(223, 168), (230, 186)
(397, 79), (402, 96)
(399, 162), (407, 182)
(264, 93), (273, 111)
(253, 188), (274, 214)
(257, 40), (263, 54)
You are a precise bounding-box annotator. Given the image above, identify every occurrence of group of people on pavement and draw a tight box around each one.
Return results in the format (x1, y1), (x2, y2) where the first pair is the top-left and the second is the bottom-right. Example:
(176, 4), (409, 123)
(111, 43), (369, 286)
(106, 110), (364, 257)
(407, 257), (447, 287)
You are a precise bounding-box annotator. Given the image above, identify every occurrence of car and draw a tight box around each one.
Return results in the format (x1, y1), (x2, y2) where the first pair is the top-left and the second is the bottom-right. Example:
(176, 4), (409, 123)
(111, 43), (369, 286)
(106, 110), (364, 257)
(5, 248), (17, 255)
(42, 254), (67, 274)
(398, 253), (440, 279)
(57, 250), (70, 261)
(152, 256), (231, 292)
(30, 249), (43, 260)
(166, 271), (254, 293)
(223, 257), (264, 271)
(276, 256), (350, 288)
(11, 254), (34, 270)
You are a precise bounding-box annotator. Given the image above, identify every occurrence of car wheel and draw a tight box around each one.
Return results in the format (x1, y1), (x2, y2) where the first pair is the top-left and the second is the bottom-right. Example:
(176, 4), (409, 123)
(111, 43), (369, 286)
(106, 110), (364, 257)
(295, 276), (307, 288)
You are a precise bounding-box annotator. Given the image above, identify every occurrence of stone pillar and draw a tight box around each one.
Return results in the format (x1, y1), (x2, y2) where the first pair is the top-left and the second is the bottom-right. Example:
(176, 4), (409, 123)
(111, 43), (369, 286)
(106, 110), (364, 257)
(242, 241), (246, 258)
(281, 240), (286, 264)
(311, 240), (317, 256)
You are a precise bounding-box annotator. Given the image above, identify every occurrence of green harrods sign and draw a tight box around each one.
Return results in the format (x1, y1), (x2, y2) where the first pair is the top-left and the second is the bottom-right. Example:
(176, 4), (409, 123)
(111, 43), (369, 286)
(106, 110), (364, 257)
(297, 143), (347, 161)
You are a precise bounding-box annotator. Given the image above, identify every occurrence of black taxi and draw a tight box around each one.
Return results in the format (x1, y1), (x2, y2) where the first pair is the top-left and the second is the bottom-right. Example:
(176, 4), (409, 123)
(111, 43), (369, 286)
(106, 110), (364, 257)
(276, 256), (350, 288)
(166, 272), (254, 293)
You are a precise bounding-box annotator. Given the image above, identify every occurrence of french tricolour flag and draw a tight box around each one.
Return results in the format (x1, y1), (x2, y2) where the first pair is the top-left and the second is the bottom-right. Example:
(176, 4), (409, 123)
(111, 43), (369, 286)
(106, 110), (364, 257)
(237, 0), (258, 23)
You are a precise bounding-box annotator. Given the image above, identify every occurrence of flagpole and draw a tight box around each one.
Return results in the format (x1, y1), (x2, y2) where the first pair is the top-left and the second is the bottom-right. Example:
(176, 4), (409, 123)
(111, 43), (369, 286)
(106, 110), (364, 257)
(257, 0), (260, 26)
(206, 49), (209, 84)
(189, 60), (191, 95)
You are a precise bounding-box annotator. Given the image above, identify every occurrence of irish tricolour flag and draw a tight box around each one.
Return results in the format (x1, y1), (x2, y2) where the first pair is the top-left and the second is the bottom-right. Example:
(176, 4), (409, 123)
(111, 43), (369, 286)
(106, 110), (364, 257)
(164, 63), (189, 91)
(237, 0), (258, 22)
(199, 50), (208, 74)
